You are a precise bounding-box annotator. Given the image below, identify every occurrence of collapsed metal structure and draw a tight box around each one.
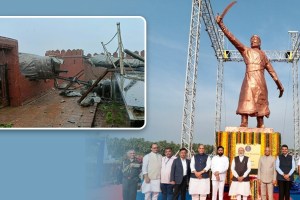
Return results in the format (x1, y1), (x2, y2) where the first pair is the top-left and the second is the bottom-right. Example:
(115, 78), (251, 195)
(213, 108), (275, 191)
(181, 0), (300, 156)
(100, 23), (145, 126)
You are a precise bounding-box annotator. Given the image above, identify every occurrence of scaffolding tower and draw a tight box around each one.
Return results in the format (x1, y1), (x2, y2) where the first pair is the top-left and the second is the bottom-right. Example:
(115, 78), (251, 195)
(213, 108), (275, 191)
(181, 0), (202, 156)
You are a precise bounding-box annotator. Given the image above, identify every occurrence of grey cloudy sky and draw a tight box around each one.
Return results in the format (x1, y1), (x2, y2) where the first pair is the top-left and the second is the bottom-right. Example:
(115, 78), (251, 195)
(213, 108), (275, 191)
(0, 17), (145, 56)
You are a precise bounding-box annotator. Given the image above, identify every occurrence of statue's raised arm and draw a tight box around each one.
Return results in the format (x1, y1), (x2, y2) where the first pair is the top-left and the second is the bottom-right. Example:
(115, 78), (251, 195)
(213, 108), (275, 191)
(216, 1), (246, 54)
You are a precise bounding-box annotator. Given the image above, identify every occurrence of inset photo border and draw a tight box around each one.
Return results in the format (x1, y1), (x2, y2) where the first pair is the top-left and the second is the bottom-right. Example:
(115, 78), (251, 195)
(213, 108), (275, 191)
(0, 16), (146, 130)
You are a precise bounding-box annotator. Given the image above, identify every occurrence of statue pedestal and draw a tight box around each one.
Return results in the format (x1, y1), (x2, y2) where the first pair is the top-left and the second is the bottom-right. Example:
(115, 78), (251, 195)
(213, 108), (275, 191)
(225, 126), (274, 133)
(215, 128), (281, 188)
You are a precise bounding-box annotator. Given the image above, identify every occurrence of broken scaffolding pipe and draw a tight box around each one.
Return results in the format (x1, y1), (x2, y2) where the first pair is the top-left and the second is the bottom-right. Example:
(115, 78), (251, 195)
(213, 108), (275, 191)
(61, 70), (85, 92)
(124, 49), (145, 62)
(77, 68), (136, 104)
(77, 68), (109, 104)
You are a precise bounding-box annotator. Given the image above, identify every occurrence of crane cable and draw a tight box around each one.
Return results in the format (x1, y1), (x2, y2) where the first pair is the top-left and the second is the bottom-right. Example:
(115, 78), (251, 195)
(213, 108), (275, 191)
(104, 32), (118, 46)
(102, 27), (141, 78)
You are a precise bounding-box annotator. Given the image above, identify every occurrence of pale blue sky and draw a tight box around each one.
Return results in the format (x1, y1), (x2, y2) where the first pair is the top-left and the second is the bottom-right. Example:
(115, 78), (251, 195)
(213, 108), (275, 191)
(108, 0), (300, 147)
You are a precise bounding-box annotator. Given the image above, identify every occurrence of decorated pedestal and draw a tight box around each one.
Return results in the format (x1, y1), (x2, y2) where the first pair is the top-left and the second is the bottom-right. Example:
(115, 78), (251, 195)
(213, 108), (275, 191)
(216, 127), (281, 200)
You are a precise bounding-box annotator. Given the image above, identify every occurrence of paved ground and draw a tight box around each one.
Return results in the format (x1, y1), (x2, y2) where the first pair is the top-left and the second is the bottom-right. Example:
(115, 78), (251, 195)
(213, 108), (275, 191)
(90, 184), (284, 200)
(0, 89), (97, 128)
(89, 184), (294, 200)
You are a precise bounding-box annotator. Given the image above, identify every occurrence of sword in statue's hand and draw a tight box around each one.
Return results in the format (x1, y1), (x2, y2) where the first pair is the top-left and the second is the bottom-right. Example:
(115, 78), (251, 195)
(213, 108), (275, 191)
(216, 1), (237, 24)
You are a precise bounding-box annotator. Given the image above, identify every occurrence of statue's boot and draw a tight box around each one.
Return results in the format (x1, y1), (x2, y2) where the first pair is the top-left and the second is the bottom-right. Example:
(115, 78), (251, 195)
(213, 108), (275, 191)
(257, 116), (264, 128)
(240, 115), (248, 127)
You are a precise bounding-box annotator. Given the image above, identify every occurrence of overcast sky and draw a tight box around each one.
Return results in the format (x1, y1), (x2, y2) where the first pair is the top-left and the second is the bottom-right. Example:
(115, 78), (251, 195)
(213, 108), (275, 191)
(0, 17), (145, 56)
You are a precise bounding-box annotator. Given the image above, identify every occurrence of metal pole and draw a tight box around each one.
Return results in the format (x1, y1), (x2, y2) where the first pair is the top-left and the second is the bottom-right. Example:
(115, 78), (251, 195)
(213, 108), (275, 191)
(289, 31), (300, 155)
(117, 23), (124, 75)
(214, 31), (225, 133)
(292, 60), (300, 154)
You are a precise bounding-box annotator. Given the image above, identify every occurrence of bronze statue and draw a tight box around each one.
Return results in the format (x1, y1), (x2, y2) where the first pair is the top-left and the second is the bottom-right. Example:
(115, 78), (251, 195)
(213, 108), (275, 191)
(216, 2), (284, 128)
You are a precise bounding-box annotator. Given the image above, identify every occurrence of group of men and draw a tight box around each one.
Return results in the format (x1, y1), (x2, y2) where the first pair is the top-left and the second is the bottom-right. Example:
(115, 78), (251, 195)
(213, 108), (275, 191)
(122, 143), (297, 200)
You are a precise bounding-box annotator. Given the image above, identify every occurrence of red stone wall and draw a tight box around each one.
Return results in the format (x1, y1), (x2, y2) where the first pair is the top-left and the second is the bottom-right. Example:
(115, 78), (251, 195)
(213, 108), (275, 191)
(46, 49), (110, 82)
(18, 78), (54, 105)
(0, 36), (54, 107)
(83, 60), (108, 81)
(0, 37), (19, 106)
(46, 49), (85, 78)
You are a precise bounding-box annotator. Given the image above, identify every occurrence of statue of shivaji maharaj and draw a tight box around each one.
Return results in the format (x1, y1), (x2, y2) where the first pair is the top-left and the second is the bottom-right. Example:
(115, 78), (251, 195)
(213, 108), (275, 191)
(216, 1), (284, 128)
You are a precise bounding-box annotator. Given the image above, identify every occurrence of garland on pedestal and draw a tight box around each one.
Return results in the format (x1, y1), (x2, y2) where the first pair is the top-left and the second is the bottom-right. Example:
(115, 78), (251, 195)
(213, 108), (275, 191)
(216, 131), (281, 187)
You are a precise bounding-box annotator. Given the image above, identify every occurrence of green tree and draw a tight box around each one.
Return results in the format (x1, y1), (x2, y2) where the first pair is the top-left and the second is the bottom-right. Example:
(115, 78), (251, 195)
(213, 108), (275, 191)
(105, 137), (213, 160)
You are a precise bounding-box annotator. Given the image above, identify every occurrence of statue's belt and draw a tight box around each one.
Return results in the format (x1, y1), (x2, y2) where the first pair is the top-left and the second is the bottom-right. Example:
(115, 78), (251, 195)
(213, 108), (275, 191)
(246, 64), (264, 72)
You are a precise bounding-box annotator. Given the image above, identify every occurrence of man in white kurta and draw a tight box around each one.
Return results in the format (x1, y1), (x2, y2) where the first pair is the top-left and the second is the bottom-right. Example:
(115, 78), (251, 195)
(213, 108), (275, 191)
(211, 146), (229, 200)
(229, 147), (251, 200)
(142, 143), (162, 200)
(189, 145), (211, 200)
